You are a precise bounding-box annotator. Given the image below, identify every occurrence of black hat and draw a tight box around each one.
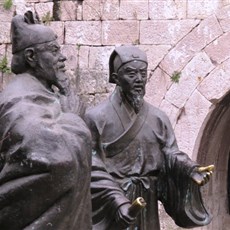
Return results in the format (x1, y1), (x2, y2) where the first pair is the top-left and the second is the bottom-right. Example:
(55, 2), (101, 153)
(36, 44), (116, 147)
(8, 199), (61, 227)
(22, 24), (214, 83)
(11, 11), (57, 54)
(109, 46), (148, 83)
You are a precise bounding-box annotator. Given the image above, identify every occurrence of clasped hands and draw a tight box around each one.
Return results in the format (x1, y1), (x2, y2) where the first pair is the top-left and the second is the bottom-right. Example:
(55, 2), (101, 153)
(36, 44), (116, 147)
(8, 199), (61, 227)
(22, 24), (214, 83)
(190, 164), (214, 186)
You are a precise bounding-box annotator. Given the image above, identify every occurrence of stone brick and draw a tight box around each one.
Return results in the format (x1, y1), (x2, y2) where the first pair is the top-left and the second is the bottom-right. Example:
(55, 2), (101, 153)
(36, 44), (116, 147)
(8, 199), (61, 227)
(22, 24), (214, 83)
(65, 21), (102, 45)
(138, 45), (171, 70)
(174, 90), (212, 156)
(40, 0), (52, 2)
(198, 58), (230, 102)
(161, 15), (222, 76)
(0, 4), (15, 22)
(77, 3), (83, 20)
(165, 52), (215, 108)
(0, 44), (13, 91)
(140, 19), (199, 45)
(145, 68), (172, 107)
(101, 0), (119, 20)
(120, 0), (148, 20)
(88, 46), (114, 71)
(77, 69), (108, 95)
(102, 21), (139, 45)
(0, 44), (6, 58)
(14, 0), (32, 15)
(216, 5), (230, 32)
(222, 0), (230, 5)
(205, 31), (230, 65)
(6, 44), (12, 66)
(0, 22), (11, 43)
(187, 0), (222, 19)
(78, 45), (90, 69)
(159, 99), (180, 128)
(34, 2), (53, 22)
(48, 21), (64, 44)
(61, 45), (78, 72)
(83, 0), (101, 20)
(59, 1), (78, 21)
(149, 0), (186, 19)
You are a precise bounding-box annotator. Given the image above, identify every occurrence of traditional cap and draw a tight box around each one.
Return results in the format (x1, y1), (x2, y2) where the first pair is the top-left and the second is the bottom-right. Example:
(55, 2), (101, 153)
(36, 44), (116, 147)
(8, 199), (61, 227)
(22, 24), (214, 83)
(109, 46), (148, 83)
(11, 11), (57, 54)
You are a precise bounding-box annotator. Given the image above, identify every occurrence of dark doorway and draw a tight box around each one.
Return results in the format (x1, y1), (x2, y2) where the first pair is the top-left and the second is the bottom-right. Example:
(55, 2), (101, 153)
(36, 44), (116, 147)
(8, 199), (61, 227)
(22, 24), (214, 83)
(197, 92), (230, 230)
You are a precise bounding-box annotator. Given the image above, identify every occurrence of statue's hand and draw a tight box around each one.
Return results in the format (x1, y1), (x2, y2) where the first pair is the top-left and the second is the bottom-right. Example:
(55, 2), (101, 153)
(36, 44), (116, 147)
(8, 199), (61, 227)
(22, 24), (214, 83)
(190, 165), (214, 186)
(115, 203), (135, 229)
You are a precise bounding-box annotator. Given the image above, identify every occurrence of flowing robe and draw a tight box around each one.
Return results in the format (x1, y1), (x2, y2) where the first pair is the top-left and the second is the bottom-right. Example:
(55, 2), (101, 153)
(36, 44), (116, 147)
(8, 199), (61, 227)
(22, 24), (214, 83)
(0, 74), (92, 230)
(84, 87), (211, 230)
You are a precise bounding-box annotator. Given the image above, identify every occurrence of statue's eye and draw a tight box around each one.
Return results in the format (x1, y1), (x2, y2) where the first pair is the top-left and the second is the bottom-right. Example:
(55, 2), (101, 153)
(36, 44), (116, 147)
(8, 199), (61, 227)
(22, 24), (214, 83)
(140, 71), (147, 77)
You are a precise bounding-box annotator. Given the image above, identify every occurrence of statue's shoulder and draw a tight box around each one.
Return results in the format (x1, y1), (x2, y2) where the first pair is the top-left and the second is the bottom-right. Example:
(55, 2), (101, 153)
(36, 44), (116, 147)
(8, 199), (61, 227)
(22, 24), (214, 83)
(145, 101), (170, 122)
(145, 101), (165, 115)
(85, 98), (112, 120)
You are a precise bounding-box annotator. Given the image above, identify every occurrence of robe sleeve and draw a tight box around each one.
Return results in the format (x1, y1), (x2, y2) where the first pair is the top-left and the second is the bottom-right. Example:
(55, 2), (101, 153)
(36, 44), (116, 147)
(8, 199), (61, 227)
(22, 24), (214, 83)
(0, 94), (92, 230)
(84, 111), (131, 230)
(156, 113), (212, 228)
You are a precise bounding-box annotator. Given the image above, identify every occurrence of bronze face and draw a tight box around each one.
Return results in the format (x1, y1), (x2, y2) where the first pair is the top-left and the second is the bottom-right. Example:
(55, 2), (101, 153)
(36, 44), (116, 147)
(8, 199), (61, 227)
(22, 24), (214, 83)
(32, 40), (67, 87)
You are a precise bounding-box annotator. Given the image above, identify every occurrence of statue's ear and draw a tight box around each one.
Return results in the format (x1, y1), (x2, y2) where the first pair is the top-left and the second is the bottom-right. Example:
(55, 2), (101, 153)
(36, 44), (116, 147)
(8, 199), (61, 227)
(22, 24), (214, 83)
(24, 47), (36, 67)
(111, 73), (119, 85)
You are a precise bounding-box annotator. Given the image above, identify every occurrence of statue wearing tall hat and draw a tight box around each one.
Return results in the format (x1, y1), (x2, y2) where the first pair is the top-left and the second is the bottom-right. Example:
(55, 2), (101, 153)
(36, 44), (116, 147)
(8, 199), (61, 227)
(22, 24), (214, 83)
(0, 11), (92, 230)
(84, 45), (214, 230)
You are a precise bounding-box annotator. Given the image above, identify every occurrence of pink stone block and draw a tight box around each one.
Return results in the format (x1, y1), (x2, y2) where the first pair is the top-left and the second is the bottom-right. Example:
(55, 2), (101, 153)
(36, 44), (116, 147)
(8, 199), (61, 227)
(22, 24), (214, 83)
(83, 0), (119, 21)
(83, 0), (101, 20)
(174, 89), (211, 155)
(145, 67), (172, 107)
(0, 4), (15, 22)
(198, 58), (230, 101)
(187, 0), (222, 19)
(216, 5), (230, 32)
(61, 45), (78, 72)
(6, 44), (12, 64)
(26, 0), (39, 2)
(0, 44), (6, 59)
(78, 45), (90, 69)
(101, 0), (119, 20)
(161, 15), (222, 76)
(40, 0), (53, 2)
(149, 0), (186, 19)
(165, 52), (215, 108)
(102, 21), (139, 45)
(88, 46), (114, 70)
(34, 2), (54, 22)
(48, 21), (64, 44)
(138, 45), (171, 70)
(0, 22), (11, 43)
(120, 0), (148, 20)
(205, 31), (230, 65)
(59, 1), (78, 21)
(140, 19), (199, 45)
(65, 21), (102, 45)
(159, 99), (180, 128)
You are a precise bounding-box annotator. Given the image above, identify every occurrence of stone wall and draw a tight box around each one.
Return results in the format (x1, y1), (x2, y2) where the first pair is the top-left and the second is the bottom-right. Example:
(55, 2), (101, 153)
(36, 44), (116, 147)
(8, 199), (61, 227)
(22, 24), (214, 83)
(1, 0), (230, 229)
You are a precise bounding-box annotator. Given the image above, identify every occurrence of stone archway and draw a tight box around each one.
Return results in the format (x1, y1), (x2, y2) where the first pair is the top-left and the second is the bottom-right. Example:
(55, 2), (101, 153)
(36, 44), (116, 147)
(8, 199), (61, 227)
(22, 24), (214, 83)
(197, 92), (230, 230)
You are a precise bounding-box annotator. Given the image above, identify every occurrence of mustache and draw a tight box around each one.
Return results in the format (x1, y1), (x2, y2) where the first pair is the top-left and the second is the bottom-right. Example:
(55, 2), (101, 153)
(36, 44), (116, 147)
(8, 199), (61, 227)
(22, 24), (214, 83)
(57, 63), (66, 71)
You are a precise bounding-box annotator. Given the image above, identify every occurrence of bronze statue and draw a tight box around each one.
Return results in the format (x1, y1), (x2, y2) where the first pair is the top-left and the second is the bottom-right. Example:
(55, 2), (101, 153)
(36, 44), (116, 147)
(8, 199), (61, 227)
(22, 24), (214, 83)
(0, 11), (91, 230)
(84, 45), (214, 230)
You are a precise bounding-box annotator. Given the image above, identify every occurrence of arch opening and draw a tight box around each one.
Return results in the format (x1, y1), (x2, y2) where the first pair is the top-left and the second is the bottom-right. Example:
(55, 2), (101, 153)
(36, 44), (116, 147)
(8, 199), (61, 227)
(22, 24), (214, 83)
(197, 92), (230, 230)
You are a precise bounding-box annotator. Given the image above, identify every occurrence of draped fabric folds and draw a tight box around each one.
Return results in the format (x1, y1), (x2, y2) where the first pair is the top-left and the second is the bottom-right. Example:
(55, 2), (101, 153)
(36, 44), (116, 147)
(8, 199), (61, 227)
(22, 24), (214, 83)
(0, 74), (92, 230)
(85, 87), (212, 230)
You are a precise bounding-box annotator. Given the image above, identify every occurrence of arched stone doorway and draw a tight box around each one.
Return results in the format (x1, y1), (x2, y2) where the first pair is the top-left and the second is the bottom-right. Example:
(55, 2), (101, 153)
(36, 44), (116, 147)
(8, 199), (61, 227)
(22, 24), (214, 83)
(197, 92), (230, 230)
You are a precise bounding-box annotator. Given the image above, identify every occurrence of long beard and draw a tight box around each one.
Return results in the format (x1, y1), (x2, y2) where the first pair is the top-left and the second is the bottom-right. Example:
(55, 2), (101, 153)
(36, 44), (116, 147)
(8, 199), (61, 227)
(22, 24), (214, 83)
(126, 92), (145, 113)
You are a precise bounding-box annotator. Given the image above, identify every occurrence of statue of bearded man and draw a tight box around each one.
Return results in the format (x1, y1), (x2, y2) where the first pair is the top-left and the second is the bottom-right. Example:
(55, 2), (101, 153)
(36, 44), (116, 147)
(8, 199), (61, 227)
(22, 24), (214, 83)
(0, 11), (92, 230)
